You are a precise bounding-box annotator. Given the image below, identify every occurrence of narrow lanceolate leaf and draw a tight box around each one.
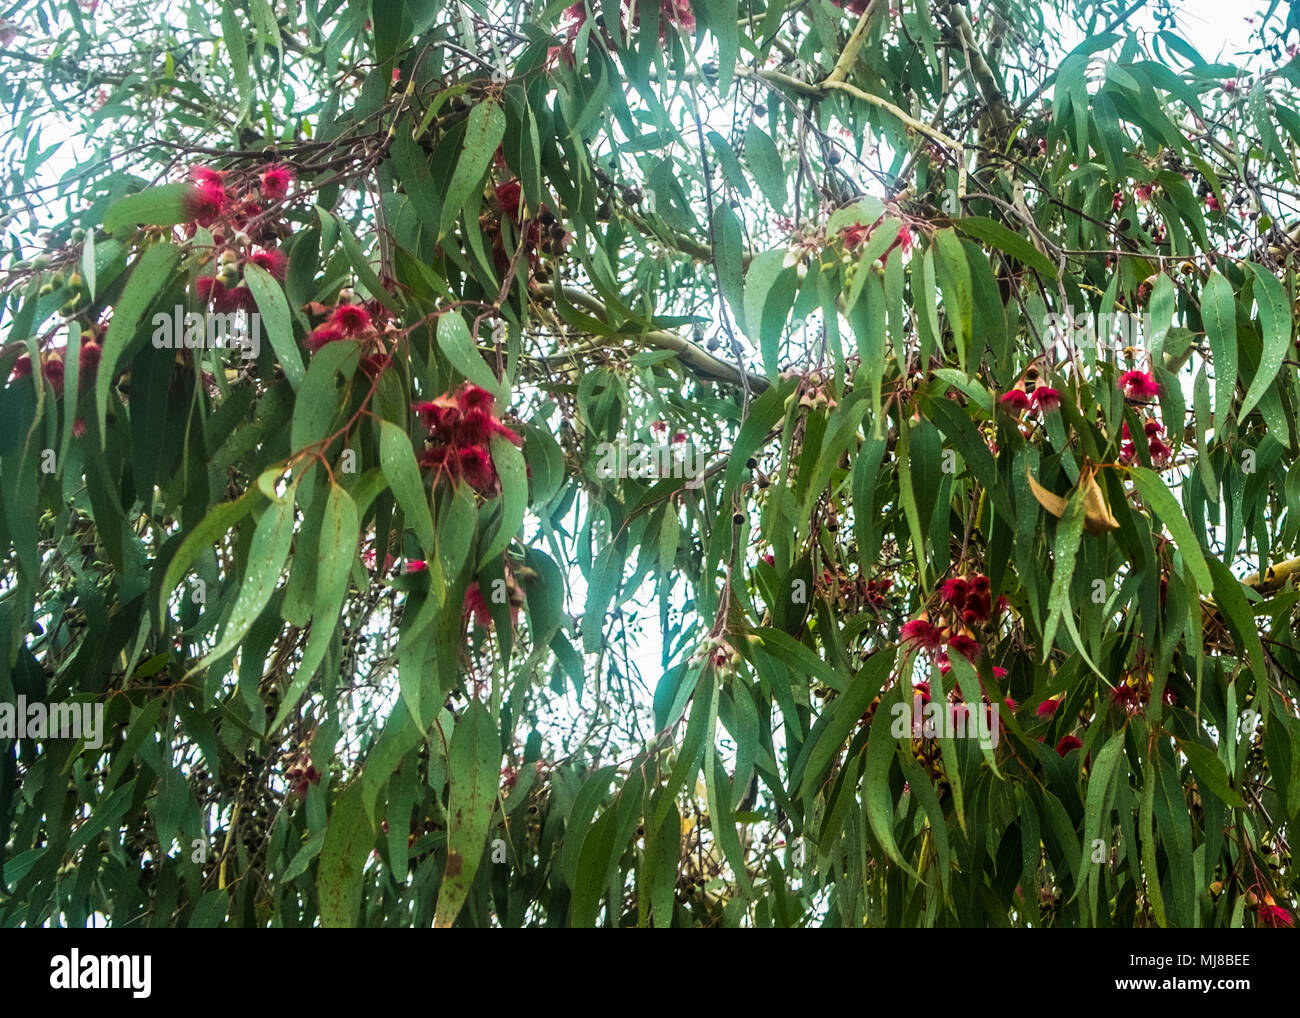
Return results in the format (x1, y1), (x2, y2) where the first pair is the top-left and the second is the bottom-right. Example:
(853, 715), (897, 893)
(244, 262), (306, 390)
(437, 312), (502, 398)
(1201, 271), (1238, 425)
(1241, 263), (1291, 422)
(1130, 466), (1212, 592)
(480, 433), (526, 567)
(434, 700), (501, 928)
(318, 782), (374, 928)
(1042, 492), (1084, 658)
(271, 481), (358, 732)
(379, 419), (437, 563)
(158, 488), (258, 620)
(102, 183), (194, 236)
(189, 482), (297, 677)
(96, 242), (180, 445)
(438, 101), (506, 243)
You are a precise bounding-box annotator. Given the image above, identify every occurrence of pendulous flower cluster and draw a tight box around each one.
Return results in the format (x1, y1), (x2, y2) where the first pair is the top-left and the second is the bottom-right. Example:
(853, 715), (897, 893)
(413, 383), (523, 494)
(187, 163), (294, 316)
(899, 572), (1006, 668)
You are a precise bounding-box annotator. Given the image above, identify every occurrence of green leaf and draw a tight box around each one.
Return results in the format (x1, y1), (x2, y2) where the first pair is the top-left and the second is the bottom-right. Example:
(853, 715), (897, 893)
(1177, 737), (1247, 809)
(318, 782), (374, 928)
(188, 481), (297, 677)
(1240, 263), (1291, 422)
(439, 101), (506, 243)
(1201, 270), (1238, 425)
(437, 312), (502, 397)
(481, 433), (526, 567)
(157, 488), (258, 620)
(270, 481), (358, 732)
(951, 216), (1057, 278)
(244, 263), (306, 390)
(743, 249), (797, 379)
(862, 676), (920, 879)
(1130, 466), (1213, 592)
(379, 419), (437, 562)
(102, 183), (194, 236)
(96, 242), (180, 445)
(744, 123), (786, 212)
(1043, 492), (1085, 657)
(434, 701), (502, 927)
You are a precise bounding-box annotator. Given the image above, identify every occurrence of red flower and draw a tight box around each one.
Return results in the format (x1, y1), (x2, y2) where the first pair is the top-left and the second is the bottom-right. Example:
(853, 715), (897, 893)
(192, 167), (226, 186)
(1205, 194), (1221, 211)
(896, 224), (914, 255)
(1037, 697), (1062, 718)
(306, 325), (345, 351)
(911, 681), (932, 704)
(992, 666), (1008, 680)
(259, 164), (294, 200)
(1112, 191), (1124, 211)
(839, 222), (870, 252)
(1056, 734), (1083, 757)
(1031, 386), (1061, 411)
(1135, 184), (1153, 202)
(79, 341), (101, 379)
(495, 179), (523, 222)
(939, 577), (968, 608)
(41, 355), (65, 396)
(183, 181), (228, 227)
(331, 303), (372, 336)
(1148, 437), (1173, 467)
(458, 445), (498, 491)
(948, 634), (981, 662)
(414, 398), (458, 434)
(248, 247), (287, 280)
(10, 354), (32, 381)
(463, 582), (492, 629)
(900, 619), (943, 651)
(402, 559), (428, 574)
(457, 384), (497, 414)
(999, 389), (1032, 412)
(224, 287), (257, 314)
(1258, 904), (1294, 928)
(1118, 370), (1160, 400)
(1144, 419), (1164, 437)
(660, 0), (695, 35)
(196, 275), (225, 305)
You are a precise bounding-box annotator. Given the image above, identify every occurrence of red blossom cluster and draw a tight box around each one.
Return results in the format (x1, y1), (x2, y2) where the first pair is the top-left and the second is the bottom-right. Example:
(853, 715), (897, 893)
(814, 565), (892, 611)
(837, 218), (914, 259)
(1120, 419), (1173, 467)
(304, 297), (393, 377)
(182, 163), (294, 245)
(900, 573), (1006, 671)
(10, 327), (104, 422)
(999, 385), (1060, 414)
(414, 382), (523, 494)
(185, 163), (294, 317)
(286, 757), (321, 799)
(483, 178), (569, 283)
(1109, 674), (1178, 716)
